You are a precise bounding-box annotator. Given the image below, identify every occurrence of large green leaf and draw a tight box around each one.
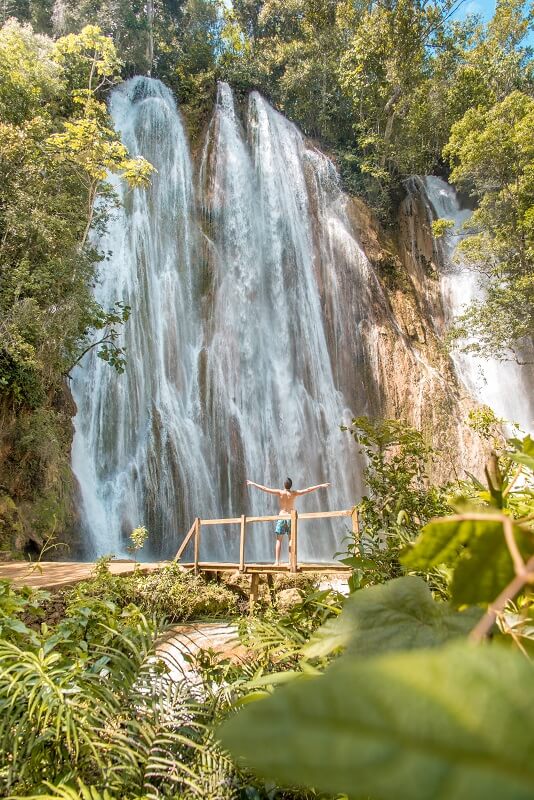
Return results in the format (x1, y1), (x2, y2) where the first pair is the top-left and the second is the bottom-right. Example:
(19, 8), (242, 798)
(303, 577), (480, 658)
(508, 435), (534, 471)
(509, 452), (534, 472)
(219, 643), (534, 800)
(401, 517), (534, 605)
(450, 525), (534, 604)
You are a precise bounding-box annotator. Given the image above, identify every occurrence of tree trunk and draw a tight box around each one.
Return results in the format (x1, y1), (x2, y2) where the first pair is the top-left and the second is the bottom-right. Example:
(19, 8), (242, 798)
(380, 85), (402, 168)
(146, 0), (154, 76)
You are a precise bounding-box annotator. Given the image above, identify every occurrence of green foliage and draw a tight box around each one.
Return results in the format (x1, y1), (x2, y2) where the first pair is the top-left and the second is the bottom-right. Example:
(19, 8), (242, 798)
(47, 0), (221, 130)
(0, 21), (152, 410)
(402, 514), (534, 605)
(72, 560), (239, 622)
(402, 433), (534, 604)
(126, 525), (149, 560)
(2, 423), (533, 799)
(0, 579), (47, 645)
(240, 586), (344, 669)
(18, 782), (118, 800)
(0, 20), (153, 548)
(303, 576), (481, 659)
(342, 417), (450, 589)
(0, 583), (237, 799)
(0, 569), (328, 799)
(215, 425), (534, 800)
(338, 0), (463, 180)
(467, 405), (508, 447)
(219, 642), (534, 800)
(444, 90), (534, 359)
(216, 0), (533, 221)
(431, 218), (455, 237)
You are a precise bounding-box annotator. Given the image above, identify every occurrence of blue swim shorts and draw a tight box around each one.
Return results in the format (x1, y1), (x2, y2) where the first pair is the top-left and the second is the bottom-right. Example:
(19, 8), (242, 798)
(275, 517), (291, 536)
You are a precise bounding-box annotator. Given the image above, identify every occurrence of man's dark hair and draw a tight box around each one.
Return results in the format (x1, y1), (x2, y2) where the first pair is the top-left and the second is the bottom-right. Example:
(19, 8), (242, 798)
(284, 478), (293, 491)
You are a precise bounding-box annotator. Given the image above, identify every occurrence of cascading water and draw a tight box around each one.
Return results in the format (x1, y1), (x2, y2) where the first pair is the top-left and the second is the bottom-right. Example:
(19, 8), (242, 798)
(198, 84), (361, 561)
(72, 77), (219, 558)
(76, 78), (530, 561)
(73, 78), (368, 561)
(421, 176), (534, 433)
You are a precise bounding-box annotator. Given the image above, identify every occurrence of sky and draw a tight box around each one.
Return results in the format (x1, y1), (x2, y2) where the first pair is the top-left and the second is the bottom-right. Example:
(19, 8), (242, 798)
(454, 0), (495, 22)
(453, 0), (497, 22)
(450, 0), (534, 43)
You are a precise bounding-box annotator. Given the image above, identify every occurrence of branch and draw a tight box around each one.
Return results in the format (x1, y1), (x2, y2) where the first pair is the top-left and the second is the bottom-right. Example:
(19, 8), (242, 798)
(63, 333), (114, 377)
(469, 555), (534, 643)
(502, 514), (525, 577)
(502, 465), (523, 499)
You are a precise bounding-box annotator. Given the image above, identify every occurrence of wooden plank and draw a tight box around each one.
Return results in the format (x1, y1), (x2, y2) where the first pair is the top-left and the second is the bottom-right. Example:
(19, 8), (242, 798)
(351, 506), (360, 556)
(197, 509), (352, 526)
(193, 518), (201, 574)
(290, 509), (298, 573)
(234, 510), (352, 524)
(298, 509), (352, 520)
(174, 521), (197, 561)
(266, 573), (275, 605)
(239, 515), (247, 572)
(179, 561), (349, 574)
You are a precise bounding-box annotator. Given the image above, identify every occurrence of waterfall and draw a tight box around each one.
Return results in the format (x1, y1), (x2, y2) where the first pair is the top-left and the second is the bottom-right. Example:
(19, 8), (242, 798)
(422, 176), (534, 433)
(72, 79), (367, 561)
(72, 80), (532, 560)
(197, 84), (362, 561)
(72, 77), (219, 558)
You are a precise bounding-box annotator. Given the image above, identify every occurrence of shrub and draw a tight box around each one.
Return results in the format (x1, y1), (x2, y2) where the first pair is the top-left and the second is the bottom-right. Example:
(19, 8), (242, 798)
(71, 560), (239, 622)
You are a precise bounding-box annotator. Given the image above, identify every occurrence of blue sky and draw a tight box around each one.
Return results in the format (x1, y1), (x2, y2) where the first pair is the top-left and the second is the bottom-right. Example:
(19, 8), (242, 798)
(453, 0), (496, 22)
(455, 0), (496, 22)
(450, 0), (533, 43)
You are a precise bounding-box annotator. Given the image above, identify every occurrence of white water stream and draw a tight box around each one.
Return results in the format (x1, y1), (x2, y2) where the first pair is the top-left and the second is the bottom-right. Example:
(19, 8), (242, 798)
(422, 176), (533, 434)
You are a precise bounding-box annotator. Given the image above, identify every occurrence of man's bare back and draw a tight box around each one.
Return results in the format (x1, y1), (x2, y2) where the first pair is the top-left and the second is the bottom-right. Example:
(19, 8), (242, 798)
(246, 477), (330, 564)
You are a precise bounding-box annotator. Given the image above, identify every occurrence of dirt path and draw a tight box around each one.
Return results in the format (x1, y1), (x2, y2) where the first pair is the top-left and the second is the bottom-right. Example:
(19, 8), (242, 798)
(0, 560), (169, 589)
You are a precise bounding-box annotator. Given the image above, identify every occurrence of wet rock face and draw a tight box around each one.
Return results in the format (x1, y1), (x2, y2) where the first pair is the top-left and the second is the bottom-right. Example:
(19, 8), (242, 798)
(0, 393), (80, 560)
(0, 494), (26, 558)
(330, 181), (487, 483)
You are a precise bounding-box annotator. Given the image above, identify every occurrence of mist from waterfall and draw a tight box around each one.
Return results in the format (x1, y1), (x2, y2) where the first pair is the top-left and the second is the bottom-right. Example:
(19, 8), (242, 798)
(72, 78), (364, 561)
(423, 176), (534, 433)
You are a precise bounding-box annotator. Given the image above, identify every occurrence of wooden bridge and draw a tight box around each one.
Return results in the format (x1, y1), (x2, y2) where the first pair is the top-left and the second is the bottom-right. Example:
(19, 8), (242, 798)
(174, 507), (357, 608)
(174, 507), (358, 573)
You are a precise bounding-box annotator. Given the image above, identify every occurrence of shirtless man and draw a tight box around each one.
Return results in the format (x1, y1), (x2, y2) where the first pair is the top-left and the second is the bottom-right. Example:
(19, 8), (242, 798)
(246, 477), (330, 565)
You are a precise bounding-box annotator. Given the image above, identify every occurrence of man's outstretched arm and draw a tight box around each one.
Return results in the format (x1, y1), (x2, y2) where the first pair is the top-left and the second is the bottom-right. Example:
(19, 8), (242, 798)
(246, 480), (281, 496)
(295, 482), (330, 496)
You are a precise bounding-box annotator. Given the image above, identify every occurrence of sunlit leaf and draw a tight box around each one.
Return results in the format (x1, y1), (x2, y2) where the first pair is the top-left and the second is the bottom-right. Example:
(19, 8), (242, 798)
(219, 642), (534, 800)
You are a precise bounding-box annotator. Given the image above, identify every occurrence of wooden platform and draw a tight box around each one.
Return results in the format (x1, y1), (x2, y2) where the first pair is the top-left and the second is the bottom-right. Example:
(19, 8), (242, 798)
(179, 562), (350, 574)
(175, 507), (358, 575)
(0, 509), (356, 594)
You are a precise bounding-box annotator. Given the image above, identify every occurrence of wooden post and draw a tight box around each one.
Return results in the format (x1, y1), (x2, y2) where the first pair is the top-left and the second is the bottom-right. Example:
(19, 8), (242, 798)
(266, 573), (275, 605)
(290, 509), (298, 573)
(249, 573), (260, 613)
(351, 506), (360, 554)
(239, 515), (247, 573)
(193, 517), (201, 574)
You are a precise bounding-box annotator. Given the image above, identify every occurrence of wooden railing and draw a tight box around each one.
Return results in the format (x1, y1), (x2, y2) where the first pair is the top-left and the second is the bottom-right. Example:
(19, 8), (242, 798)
(174, 508), (359, 574)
